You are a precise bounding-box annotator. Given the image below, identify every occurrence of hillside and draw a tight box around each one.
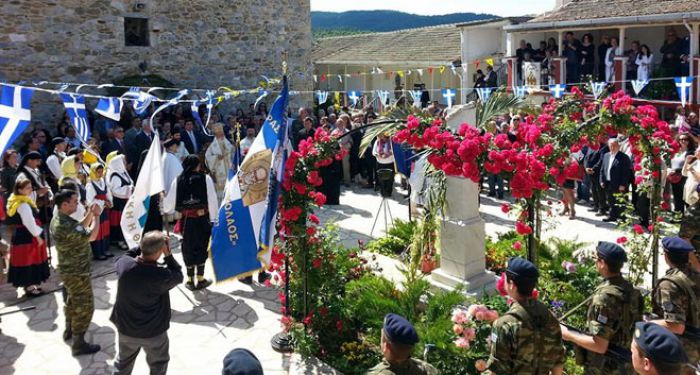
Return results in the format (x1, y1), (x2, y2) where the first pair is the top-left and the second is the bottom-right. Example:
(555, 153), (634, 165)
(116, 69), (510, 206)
(311, 10), (496, 37)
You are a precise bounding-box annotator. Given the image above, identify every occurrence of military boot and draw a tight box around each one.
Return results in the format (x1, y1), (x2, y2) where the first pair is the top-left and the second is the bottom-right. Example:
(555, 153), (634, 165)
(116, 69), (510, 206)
(62, 320), (72, 341)
(71, 333), (101, 356)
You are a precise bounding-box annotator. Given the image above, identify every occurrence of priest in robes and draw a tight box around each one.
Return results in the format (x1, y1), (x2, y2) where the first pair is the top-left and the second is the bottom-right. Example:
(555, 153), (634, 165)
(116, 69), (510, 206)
(204, 123), (234, 203)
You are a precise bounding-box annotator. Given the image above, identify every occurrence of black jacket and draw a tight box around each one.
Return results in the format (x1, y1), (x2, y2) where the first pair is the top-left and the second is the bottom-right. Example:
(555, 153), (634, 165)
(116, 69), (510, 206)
(600, 151), (632, 190)
(110, 250), (183, 338)
(584, 144), (609, 174)
(181, 130), (204, 154)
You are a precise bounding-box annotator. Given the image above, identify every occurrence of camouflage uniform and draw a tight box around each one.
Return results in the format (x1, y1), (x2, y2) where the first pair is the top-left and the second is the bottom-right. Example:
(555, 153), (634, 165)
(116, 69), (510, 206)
(485, 298), (566, 375)
(580, 275), (641, 375)
(366, 358), (438, 375)
(679, 203), (700, 258)
(652, 267), (700, 369)
(50, 212), (94, 335)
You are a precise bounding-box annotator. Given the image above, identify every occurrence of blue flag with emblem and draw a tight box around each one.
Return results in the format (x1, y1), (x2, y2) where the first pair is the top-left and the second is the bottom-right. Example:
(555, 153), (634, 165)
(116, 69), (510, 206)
(209, 77), (289, 282)
(392, 142), (414, 178)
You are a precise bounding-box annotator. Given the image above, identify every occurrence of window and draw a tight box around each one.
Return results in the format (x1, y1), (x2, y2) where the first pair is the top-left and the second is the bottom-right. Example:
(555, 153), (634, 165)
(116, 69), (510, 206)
(124, 17), (149, 47)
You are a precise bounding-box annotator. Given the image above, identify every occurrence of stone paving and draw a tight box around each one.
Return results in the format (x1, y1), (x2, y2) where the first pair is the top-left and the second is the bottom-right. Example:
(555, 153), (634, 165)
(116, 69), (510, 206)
(0, 182), (629, 374)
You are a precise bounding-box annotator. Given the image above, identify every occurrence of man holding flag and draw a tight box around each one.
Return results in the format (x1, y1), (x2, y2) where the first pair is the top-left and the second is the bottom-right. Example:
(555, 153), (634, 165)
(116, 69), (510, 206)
(208, 77), (290, 284)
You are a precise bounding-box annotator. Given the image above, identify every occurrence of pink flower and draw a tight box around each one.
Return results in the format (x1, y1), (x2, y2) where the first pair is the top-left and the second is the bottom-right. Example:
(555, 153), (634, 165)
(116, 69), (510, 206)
(513, 241), (522, 251)
(484, 310), (500, 322)
(616, 236), (628, 244)
(633, 224), (644, 235)
(475, 359), (488, 372)
(451, 309), (469, 324)
(452, 324), (464, 336)
(531, 289), (539, 299)
(454, 337), (470, 349)
(309, 214), (320, 225)
(496, 273), (507, 296)
(515, 221), (533, 235)
(561, 261), (577, 273)
(501, 204), (510, 213)
(462, 327), (476, 341)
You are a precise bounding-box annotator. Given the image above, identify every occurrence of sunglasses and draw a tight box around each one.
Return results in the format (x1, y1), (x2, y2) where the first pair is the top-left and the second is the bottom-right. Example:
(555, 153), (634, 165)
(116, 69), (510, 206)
(680, 138), (690, 141)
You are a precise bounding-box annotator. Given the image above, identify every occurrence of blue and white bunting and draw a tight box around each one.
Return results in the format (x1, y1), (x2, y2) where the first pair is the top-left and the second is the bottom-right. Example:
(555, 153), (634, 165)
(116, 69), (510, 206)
(0, 85), (34, 156)
(316, 90), (329, 104)
(254, 89), (269, 111)
(209, 77), (290, 281)
(475, 87), (492, 102)
(549, 84), (567, 99)
(121, 87), (154, 116)
(375, 90), (390, 105)
(513, 86), (528, 98)
(631, 80), (649, 96)
(60, 93), (91, 143)
(591, 82), (606, 100)
(442, 89), (457, 108)
(347, 90), (361, 106)
(95, 97), (122, 121)
(675, 77), (694, 107)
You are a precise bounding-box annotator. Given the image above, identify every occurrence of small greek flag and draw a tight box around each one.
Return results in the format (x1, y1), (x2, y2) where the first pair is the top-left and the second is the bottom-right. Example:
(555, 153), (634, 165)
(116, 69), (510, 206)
(409, 90), (422, 107)
(316, 90), (329, 104)
(591, 82), (606, 100)
(0, 85), (34, 156)
(122, 88), (153, 116)
(95, 97), (122, 121)
(475, 87), (492, 102)
(442, 89), (457, 108)
(375, 90), (390, 105)
(675, 77), (694, 107)
(347, 91), (361, 106)
(549, 84), (567, 99)
(513, 86), (528, 98)
(60, 93), (91, 143)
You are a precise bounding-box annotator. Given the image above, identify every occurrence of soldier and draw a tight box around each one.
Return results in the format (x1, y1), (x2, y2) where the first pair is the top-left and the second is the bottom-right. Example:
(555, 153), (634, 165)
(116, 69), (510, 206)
(367, 313), (438, 375)
(650, 236), (700, 375)
(50, 189), (102, 356)
(631, 322), (688, 375)
(560, 241), (642, 374)
(485, 257), (565, 375)
(163, 155), (217, 290)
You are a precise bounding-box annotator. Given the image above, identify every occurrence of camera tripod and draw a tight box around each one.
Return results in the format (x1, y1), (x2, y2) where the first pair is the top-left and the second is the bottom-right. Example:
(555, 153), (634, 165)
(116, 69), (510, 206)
(370, 197), (394, 237)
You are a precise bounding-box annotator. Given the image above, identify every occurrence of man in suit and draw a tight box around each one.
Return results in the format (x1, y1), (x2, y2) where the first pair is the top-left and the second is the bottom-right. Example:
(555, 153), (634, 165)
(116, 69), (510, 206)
(130, 120), (156, 175)
(101, 127), (127, 158)
(584, 135), (610, 215)
(485, 65), (498, 88)
(294, 117), (314, 151)
(181, 119), (203, 155)
(600, 138), (632, 222)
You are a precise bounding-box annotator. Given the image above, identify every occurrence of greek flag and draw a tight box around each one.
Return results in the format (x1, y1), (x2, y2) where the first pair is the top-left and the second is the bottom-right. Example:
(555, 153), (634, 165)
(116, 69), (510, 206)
(0, 85), (34, 155)
(675, 77), (694, 107)
(549, 84), (567, 99)
(347, 91), (361, 106)
(209, 77), (290, 282)
(95, 97), (122, 121)
(442, 89), (457, 108)
(60, 93), (91, 143)
(513, 86), (528, 98)
(409, 90), (422, 107)
(475, 87), (492, 102)
(376, 90), (390, 105)
(122, 87), (153, 116)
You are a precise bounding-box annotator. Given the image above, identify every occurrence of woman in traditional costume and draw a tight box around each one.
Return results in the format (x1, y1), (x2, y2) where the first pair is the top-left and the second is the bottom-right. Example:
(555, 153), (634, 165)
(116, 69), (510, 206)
(106, 152), (133, 250)
(86, 163), (113, 260)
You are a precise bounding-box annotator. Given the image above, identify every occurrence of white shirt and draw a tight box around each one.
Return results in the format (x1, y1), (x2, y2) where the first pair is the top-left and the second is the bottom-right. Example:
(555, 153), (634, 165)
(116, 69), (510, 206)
(162, 152), (184, 194)
(46, 154), (64, 180)
(606, 151), (617, 181)
(373, 140), (395, 165)
(187, 131), (198, 153)
(109, 172), (133, 199)
(163, 174), (219, 223)
(240, 137), (254, 156)
(86, 179), (113, 207)
(682, 159), (700, 205)
(17, 203), (43, 237)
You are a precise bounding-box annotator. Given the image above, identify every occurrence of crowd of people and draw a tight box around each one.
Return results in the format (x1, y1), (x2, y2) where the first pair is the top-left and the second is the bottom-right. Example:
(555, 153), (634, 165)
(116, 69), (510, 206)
(515, 30), (690, 89)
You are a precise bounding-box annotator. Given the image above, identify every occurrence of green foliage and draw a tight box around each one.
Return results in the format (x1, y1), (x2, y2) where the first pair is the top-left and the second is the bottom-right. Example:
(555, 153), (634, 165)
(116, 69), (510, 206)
(365, 218), (417, 257)
(313, 28), (370, 39)
(485, 231), (525, 273)
(476, 90), (526, 129)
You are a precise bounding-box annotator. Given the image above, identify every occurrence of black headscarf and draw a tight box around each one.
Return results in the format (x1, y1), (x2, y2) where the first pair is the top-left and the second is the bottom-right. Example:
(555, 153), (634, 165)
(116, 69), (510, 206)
(181, 155), (201, 176)
(17, 151), (42, 170)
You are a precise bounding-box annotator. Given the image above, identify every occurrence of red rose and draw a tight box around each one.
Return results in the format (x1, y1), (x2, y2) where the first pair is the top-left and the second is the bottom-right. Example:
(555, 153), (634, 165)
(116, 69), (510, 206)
(616, 236), (628, 244)
(515, 221), (533, 235)
(314, 192), (327, 207)
(306, 227), (316, 236)
(513, 241), (522, 251)
(501, 204), (510, 213)
(312, 258), (322, 269)
(309, 214), (320, 225)
(633, 224), (644, 235)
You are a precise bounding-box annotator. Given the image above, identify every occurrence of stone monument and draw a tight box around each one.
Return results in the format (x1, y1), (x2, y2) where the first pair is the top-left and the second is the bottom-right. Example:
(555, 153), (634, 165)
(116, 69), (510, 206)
(430, 103), (496, 294)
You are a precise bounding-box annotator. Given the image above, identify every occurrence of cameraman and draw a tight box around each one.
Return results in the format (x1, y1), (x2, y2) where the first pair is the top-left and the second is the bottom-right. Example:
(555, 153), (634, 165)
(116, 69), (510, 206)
(110, 231), (183, 375)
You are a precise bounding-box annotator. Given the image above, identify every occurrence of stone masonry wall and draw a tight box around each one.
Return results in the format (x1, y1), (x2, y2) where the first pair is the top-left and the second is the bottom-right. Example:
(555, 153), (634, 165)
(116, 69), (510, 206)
(0, 0), (312, 127)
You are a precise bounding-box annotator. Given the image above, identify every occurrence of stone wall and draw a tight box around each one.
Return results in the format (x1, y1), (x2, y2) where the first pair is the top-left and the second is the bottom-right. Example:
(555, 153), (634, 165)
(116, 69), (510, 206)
(0, 0), (312, 126)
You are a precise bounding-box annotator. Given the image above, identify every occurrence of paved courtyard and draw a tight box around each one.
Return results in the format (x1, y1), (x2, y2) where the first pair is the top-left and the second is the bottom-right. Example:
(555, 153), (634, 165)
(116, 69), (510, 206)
(0, 183), (627, 374)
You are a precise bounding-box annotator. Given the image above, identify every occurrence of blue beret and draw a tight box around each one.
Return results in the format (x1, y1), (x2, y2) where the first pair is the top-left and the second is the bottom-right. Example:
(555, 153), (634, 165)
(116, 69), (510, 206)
(383, 313), (419, 345)
(597, 241), (628, 264)
(506, 257), (539, 280)
(662, 237), (695, 254)
(634, 322), (688, 365)
(222, 349), (263, 375)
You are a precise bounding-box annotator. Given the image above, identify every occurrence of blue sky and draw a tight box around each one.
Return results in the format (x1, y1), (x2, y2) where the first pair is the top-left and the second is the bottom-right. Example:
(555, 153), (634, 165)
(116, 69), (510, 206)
(310, 0), (556, 17)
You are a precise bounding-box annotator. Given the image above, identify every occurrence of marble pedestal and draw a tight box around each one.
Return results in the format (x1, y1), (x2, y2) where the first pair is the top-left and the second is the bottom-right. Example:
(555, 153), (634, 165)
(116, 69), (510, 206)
(430, 176), (496, 295)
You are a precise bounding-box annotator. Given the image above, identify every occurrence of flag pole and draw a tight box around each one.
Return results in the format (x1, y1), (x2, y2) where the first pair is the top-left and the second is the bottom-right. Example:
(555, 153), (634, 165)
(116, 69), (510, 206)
(271, 54), (294, 353)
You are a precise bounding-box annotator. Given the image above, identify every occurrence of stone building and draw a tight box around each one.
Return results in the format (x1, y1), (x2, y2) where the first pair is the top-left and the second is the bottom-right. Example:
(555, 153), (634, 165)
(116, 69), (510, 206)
(0, 0), (312, 124)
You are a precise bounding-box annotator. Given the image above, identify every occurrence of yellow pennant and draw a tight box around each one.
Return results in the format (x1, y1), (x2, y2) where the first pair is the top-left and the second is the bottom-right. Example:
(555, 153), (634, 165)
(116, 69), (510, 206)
(486, 58), (494, 67)
(439, 65), (446, 74)
(397, 70), (404, 78)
